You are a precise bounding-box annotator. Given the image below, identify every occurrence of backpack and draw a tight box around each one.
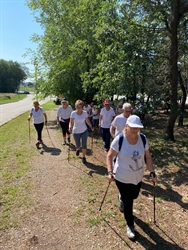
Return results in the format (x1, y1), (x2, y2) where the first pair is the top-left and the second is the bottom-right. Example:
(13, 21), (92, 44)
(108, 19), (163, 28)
(114, 132), (146, 163)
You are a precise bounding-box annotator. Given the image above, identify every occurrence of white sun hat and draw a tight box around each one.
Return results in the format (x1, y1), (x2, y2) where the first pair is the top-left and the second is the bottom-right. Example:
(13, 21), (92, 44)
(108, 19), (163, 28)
(126, 115), (144, 128)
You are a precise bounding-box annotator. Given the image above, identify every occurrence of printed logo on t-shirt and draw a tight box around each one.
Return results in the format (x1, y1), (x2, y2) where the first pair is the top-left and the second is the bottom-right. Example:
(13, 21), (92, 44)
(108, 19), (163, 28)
(129, 150), (143, 171)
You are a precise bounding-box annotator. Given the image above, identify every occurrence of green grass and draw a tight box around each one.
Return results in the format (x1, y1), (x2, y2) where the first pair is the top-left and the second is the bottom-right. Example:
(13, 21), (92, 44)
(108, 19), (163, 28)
(0, 100), (56, 230)
(19, 85), (35, 93)
(41, 100), (57, 111)
(0, 93), (27, 104)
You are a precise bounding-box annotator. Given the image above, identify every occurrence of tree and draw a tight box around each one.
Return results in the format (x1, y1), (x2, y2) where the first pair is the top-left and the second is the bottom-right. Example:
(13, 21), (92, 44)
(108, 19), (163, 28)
(126, 0), (188, 140)
(27, 0), (188, 140)
(27, 0), (103, 103)
(0, 60), (27, 93)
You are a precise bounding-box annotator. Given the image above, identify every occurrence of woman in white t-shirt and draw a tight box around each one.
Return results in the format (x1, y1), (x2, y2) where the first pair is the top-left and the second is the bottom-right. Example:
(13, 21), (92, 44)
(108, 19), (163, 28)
(28, 101), (47, 149)
(99, 100), (115, 152)
(106, 115), (157, 240)
(57, 98), (73, 145)
(69, 100), (94, 164)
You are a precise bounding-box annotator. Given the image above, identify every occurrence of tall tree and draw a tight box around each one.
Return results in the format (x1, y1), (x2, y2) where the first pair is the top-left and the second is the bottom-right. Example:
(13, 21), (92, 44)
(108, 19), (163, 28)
(0, 60), (27, 93)
(27, 0), (103, 103)
(126, 0), (188, 140)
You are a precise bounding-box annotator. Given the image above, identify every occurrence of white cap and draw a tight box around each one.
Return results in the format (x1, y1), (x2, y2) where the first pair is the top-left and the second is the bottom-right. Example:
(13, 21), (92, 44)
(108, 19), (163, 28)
(126, 115), (143, 128)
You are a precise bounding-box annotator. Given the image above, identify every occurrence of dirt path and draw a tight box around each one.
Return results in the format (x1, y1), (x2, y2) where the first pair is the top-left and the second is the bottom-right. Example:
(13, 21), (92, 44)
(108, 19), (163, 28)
(0, 109), (187, 250)
(0, 108), (98, 249)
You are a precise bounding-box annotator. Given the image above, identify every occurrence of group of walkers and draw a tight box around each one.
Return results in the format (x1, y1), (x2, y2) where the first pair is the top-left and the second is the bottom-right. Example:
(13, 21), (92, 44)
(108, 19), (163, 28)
(28, 98), (157, 241)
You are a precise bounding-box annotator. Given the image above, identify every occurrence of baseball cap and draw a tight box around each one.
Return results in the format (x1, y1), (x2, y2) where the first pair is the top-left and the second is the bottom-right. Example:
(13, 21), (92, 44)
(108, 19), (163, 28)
(61, 98), (67, 103)
(103, 100), (109, 105)
(126, 115), (143, 128)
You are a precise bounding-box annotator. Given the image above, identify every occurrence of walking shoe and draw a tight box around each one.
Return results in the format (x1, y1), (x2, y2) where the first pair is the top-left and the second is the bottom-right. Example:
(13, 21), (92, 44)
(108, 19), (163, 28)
(62, 140), (66, 145)
(126, 225), (135, 240)
(67, 137), (70, 143)
(36, 142), (40, 149)
(76, 150), (80, 156)
(118, 194), (124, 213)
(104, 147), (109, 152)
(82, 157), (86, 164)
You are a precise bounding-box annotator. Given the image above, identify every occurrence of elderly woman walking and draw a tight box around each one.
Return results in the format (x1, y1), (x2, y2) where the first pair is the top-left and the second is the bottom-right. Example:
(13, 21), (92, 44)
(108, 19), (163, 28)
(69, 100), (94, 163)
(106, 115), (157, 240)
(57, 98), (73, 145)
(28, 100), (47, 149)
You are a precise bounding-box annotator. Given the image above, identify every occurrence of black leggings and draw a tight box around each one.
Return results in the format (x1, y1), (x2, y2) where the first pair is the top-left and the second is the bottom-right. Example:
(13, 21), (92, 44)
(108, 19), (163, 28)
(60, 121), (70, 136)
(115, 180), (142, 226)
(34, 123), (44, 141)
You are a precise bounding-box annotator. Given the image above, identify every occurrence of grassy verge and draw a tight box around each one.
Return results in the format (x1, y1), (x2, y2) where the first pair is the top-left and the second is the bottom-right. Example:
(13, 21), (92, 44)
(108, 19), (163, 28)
(0, 101), (56, 230)
(0, 93), (27, 104)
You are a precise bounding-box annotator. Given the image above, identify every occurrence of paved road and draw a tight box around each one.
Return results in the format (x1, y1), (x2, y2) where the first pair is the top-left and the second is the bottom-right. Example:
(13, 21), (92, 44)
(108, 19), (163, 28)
(0, 94), (50, 126)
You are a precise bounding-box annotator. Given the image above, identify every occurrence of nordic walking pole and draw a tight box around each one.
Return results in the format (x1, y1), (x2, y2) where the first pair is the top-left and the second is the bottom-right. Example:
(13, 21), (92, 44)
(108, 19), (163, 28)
(153, 181), (156, 223)
(99, 182), (111, 211)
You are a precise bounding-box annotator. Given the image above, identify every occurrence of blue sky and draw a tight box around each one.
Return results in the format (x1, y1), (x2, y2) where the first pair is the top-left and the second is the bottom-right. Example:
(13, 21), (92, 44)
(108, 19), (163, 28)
(0, 0), (43, 74)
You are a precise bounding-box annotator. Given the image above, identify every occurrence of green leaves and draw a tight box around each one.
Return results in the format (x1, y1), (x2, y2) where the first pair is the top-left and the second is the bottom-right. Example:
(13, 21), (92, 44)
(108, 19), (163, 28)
(0, 60), (27, 93)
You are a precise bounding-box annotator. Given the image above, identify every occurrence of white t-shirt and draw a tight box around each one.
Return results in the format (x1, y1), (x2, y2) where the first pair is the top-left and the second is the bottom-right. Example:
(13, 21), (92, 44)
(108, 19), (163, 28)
(57, 105), (73, 122)
(111, 114), (128, 136)
(92, 108), (99, 120)
(70, 110), (88, 134)
(30, 107), (45, 124)
(83, 105), (92, 117)
(100, 107), (115, 128)
(111, 133), (149, 185)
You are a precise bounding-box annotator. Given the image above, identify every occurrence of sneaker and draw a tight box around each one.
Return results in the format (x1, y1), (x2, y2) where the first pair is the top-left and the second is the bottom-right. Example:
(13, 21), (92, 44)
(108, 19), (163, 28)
(104, 147), (109, 152)
(82, 157), (86, 164)
(62, 141), (66, 145)
(67, 137), (70, 143)
(76, 150), (80, 156)
(118, 194), (124, 213)
(36, 142), (40, 149)
(126, 225), (135, 240)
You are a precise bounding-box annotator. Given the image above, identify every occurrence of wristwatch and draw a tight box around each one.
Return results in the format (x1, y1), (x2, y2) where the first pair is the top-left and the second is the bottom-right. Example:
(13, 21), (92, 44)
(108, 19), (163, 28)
(150, 171), (156, 178)
(108, 171), (113, 176)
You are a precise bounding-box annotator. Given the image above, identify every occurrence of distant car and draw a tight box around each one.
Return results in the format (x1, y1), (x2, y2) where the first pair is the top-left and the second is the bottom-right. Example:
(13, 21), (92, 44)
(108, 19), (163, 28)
(24, 90), (30, 94)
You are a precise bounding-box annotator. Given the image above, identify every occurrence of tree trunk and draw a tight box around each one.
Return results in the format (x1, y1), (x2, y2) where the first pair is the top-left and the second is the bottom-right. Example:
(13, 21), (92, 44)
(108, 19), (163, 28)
(178, 70), (186, 126)
(165, 1), (180, 141)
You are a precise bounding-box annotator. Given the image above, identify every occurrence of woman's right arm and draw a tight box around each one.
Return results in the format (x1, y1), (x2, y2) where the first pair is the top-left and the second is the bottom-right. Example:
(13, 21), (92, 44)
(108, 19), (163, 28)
(28, 113), (32, 121)
(69, 118), (74, 132)
(57, 107), (61, 124)
(106, 148), (118, 182)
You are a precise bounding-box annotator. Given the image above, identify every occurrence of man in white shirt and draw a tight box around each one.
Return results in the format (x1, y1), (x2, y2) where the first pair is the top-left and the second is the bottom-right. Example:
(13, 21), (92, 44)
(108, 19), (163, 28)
(110, 103), (132, 138)
(99, 100), (115, 152)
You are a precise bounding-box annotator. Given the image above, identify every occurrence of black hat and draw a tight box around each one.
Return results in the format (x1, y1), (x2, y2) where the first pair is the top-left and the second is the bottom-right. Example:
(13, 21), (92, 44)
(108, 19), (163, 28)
(61, 98), (67, 103)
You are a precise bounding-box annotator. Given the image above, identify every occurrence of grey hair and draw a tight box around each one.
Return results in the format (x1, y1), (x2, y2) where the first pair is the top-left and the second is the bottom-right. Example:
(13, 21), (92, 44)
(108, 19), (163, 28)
(122, 103), (131, 110)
